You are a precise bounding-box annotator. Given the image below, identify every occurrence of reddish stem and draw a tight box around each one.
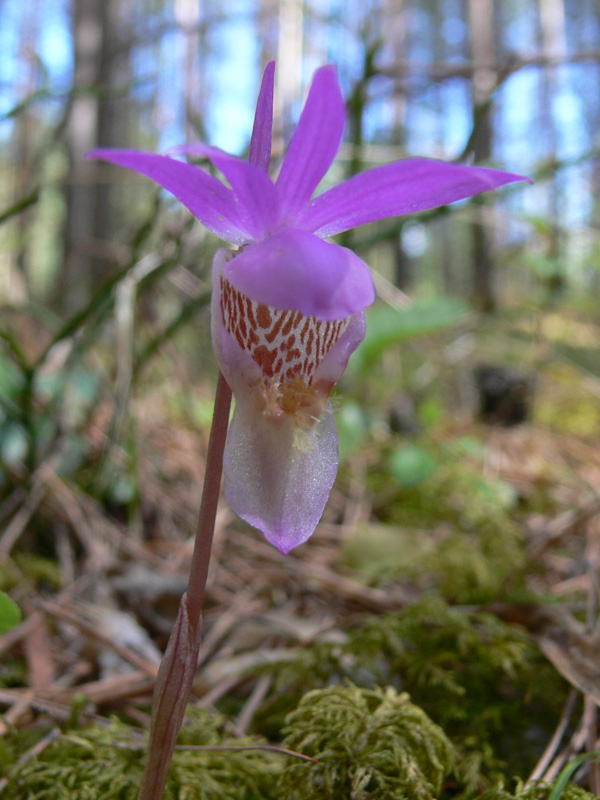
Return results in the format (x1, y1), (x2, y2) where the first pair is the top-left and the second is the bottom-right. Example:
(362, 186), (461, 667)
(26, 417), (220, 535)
(186, 372), (232, 623)
(137, 372), (232, 800)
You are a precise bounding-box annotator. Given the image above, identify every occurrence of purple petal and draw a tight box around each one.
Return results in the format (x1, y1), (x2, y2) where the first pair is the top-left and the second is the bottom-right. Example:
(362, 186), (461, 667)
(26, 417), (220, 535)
(223, 396), (339, 553)
(86, 149), (250, 244)
(171, 144), (280, 239)
(276, 65), (346, 221)
(297, 158), (532, 237)
(249, 61), (275, 172)
(223, 228), (375, 320)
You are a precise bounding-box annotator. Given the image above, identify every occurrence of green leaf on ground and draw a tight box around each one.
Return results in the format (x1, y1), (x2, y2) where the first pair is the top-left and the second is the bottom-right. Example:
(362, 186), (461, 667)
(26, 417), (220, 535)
(0, 591), (21, 634)
(389, 445), (436, 487)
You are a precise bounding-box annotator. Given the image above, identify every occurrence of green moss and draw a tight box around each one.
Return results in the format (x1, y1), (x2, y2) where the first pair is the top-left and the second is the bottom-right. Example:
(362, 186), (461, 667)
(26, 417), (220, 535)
(0, 555), (63, 598)
(479, 781), (598, 800)
(0, 618), (585, 799)
(0, 657), (28, 689)
(257, 597), (567, 796)
(2, 709), (280, 800)
(0, 558), (23, 593)
(535, 363), (600, 438)
(342, 519), (524, 604)
(353, 442), (526, 603)
(13, 554), (63, 591)
(278, 683), (454, 800)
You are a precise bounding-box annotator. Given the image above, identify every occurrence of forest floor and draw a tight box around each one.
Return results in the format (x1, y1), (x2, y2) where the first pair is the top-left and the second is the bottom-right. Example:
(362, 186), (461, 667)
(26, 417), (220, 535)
(1, 309), (599, 799)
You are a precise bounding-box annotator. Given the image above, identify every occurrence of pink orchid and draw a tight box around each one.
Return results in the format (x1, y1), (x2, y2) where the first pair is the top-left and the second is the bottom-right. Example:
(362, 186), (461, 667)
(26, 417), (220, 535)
(88, 62), (528, 554)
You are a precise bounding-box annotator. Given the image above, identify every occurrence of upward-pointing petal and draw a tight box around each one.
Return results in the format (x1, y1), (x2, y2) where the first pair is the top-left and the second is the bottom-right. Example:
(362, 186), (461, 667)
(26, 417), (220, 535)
(249, 61), (275, 172)
(171, 143), (280, 239)
(86, 149), (250, 244)
(276, 65), (346, 221)
(297, 158), (532, 237)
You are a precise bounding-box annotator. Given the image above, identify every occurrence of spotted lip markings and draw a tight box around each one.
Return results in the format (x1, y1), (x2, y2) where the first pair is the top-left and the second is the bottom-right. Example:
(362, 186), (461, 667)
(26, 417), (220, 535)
(220, 278), (349, 387)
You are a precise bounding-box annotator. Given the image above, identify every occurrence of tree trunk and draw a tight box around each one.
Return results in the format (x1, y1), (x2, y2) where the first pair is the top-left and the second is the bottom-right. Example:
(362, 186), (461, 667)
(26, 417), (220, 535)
(538, 0), (567, 297)
(467, 0), (497, 312)
(60, 0), (131, 313)
(175, 0), (204, 142)
(276, 0), (304, 144)
(12, 2), (40, 302)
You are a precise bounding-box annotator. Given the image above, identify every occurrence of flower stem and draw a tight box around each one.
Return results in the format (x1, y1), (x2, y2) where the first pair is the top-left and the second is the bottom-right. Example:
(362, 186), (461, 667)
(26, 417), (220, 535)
(137, 372), (232, 800)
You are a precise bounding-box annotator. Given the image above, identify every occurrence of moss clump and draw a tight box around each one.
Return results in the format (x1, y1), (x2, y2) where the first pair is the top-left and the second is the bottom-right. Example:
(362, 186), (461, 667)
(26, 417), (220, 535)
(341, 516), (524, 604)
(2, 708), (281, 800)
(0, 669), (588, 800)
(358, 446), (525, 603)
(257, 596), (567, 795)
(479, 781), (598, 799)
(535, 362), (600, 438)
(0, 555), (63, 593)
(278, 683), (454, 800)
(0, 692), (457, 800)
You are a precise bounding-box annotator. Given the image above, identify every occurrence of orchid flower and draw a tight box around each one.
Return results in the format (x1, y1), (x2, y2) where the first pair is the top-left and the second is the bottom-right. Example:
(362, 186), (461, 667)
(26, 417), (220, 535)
(88, 62), (528, 554)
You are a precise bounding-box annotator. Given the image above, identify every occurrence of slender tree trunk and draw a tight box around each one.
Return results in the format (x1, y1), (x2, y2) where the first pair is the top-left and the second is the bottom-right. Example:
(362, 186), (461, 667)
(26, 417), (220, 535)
(385, 0), (412, 290)
(467, 0), (497, 312)
(60, 0), (131, 313)
(432, 0), (454, 295)
(538, 0), (567, 297)
(276, 0), (303, 142)
(175, 0), (203, 142)
(11, 0), (41, 302)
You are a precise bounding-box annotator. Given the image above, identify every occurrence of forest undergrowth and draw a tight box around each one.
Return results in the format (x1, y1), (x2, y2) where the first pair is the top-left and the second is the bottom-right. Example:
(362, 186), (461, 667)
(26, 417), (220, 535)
(1, 293), (599, 800)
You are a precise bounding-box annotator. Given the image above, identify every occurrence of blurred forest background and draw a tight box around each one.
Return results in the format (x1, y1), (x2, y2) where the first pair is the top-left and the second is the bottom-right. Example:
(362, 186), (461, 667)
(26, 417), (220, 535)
(1, 1), (600, 799)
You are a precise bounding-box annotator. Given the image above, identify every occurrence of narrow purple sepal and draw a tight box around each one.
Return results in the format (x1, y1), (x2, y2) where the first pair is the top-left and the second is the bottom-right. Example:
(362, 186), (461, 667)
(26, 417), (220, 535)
(171, 143), (280, 239)
(276, 65), (346, 221)
(86, 148), (250, 244)
(223, 228), (375, 320)
(297, 158), (532, 237)
(249, 61), (276, 172)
